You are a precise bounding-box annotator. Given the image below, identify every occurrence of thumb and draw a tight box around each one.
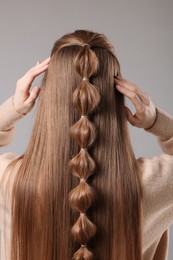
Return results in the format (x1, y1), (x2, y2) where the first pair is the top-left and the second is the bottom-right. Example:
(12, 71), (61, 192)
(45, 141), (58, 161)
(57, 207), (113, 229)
(26, 87), (41, 104)
(124, 106), (138, 126)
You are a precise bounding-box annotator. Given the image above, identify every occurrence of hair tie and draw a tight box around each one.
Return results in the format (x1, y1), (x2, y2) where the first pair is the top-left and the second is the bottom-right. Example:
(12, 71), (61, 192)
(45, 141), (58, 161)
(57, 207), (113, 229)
(81, 114), (88, 119)
(82, 77), (89, 81)
(81, 244), (87, 248)
(83, 43), (90, 48)
(80, 147), (87, 151)
(80, 178), (86, 183)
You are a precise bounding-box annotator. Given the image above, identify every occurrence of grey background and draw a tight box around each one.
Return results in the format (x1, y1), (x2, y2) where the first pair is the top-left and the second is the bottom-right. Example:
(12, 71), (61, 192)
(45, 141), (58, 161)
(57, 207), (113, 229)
(0, 0), (172, 258)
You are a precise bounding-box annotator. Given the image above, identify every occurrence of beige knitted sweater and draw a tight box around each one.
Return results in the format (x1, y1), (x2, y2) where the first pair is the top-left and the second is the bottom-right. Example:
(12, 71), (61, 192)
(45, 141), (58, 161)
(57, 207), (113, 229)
(0, 96), (173, 260)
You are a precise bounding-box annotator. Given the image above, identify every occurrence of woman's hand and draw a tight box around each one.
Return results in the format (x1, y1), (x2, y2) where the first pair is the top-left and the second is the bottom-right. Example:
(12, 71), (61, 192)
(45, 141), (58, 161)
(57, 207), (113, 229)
(114, 76), (157, 129)
(12, 57), (50, 115)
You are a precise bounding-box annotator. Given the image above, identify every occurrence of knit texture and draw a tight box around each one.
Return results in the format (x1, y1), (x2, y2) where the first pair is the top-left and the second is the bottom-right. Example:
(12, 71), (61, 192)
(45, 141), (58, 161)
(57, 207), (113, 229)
(0, 95), (173, 260)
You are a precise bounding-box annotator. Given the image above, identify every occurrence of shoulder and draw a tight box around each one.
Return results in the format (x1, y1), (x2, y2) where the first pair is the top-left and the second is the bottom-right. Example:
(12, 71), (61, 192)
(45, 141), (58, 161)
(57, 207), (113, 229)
(137, 153), (173, 222)
(137, 154), (173, 248)
(137, 153), (173, 197)
(137, 153), (173, 180)
(137, 153), (173, 210)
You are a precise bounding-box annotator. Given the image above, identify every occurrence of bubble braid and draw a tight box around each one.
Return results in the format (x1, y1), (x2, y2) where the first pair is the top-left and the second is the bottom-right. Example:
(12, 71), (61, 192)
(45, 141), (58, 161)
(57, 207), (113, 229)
(68, 43), (101, 260)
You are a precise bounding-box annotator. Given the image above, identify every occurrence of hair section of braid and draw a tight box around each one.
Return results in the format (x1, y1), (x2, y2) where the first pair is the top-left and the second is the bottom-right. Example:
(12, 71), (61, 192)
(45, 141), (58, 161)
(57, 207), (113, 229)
(68, 44), (101, 260)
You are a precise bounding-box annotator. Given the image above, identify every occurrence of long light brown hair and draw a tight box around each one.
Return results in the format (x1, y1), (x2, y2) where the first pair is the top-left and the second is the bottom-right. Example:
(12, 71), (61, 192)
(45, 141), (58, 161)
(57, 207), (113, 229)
(1, 29), (143, 260)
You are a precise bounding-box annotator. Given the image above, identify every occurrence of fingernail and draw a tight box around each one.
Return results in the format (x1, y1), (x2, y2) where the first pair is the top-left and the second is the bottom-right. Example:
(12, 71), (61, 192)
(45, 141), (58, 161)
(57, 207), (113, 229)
(43, 57), (50, 62)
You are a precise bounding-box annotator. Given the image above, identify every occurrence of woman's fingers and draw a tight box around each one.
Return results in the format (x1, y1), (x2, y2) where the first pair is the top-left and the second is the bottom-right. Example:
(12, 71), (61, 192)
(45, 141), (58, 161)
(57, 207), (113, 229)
(114, 76), (157, 129)
(26, 86), (41, 104)
(21, 57), (50, 94)
(124, 106), (140, 126)
(13, 57), (50, 115)
(115, 82), (145, 114)
(115, 76), (149, 105)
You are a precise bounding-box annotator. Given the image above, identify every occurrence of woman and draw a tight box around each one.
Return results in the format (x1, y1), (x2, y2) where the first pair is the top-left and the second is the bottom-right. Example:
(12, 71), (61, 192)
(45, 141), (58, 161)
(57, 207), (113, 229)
(0, 29), (173, 260)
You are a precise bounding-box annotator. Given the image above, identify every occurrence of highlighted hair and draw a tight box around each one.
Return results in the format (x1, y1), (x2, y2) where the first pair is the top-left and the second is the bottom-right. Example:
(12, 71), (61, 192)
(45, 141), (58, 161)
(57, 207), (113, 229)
(1, 30), (143, 260)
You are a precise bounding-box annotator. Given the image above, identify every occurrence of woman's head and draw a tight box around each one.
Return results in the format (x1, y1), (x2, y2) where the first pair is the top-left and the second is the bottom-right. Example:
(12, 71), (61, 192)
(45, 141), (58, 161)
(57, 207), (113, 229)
(3, 29), (143, 260)
(40, 29), (122, 120)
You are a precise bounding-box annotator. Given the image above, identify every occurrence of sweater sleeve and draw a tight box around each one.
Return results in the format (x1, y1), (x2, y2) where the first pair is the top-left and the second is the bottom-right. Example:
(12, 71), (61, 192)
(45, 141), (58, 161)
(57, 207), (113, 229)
(137, 107), (173, 252)
(0, 95), (27, 149)
(144, 107), (173, 155)
(0, 95), (27, 234)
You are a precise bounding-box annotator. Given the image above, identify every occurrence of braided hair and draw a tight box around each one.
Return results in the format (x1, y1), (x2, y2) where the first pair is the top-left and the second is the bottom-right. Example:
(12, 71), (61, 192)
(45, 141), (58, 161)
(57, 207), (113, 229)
(5, 30), (143, 260)
(68, 43), (101, 259)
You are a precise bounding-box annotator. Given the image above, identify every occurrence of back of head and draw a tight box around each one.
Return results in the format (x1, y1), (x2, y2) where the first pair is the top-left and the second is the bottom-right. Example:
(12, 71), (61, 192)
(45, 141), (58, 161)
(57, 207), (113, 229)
(3, 29), (143, 260)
